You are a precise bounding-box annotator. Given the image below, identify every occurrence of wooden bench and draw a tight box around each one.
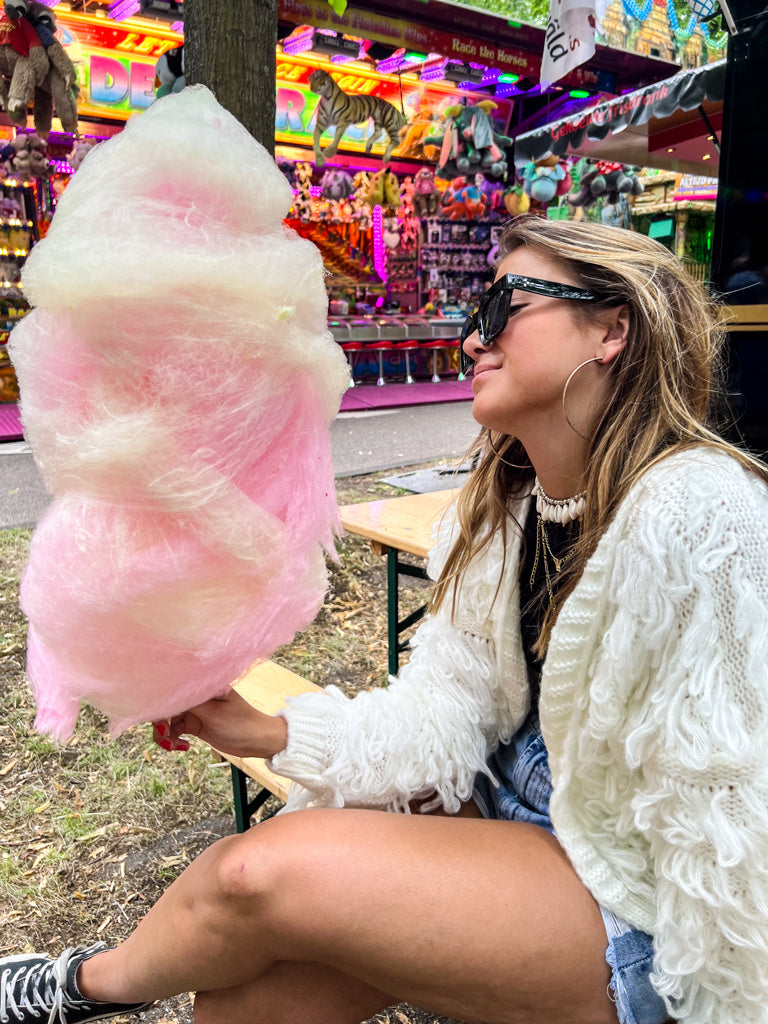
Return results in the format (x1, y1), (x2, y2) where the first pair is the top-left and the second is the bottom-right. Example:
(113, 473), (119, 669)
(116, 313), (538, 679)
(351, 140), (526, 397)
(213, 660), (322, 832)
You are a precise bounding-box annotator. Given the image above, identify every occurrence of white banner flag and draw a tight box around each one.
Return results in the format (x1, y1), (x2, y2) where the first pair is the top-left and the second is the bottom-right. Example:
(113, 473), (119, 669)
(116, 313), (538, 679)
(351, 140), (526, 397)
(540, 0), (597, 89)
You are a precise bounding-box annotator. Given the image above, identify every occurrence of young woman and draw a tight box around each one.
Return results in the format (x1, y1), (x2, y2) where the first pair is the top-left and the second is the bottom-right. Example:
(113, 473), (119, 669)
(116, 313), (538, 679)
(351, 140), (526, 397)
(4, 215), (768, 1024)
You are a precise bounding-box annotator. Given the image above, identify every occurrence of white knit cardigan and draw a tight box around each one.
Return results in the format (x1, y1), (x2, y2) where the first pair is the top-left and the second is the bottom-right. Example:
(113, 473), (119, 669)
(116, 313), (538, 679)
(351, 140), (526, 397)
(269, 447), (768, 1024)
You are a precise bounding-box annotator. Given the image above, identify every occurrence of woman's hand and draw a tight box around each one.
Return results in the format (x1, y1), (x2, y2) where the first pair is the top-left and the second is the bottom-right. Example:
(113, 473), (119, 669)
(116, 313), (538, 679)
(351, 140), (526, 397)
(152, 690), (288, 760)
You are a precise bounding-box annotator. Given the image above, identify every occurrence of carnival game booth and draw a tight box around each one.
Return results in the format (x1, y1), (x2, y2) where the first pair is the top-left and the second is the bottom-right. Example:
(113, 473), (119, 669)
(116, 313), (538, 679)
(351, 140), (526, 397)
(512, 59), (724, 274)
(268, 43), (518, 385)
(0, 0), (693, 406)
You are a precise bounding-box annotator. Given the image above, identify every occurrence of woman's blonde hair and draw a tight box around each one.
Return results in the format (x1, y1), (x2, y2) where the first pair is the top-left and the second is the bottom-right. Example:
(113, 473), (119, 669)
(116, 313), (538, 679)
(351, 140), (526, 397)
(431, 213), (768, 654)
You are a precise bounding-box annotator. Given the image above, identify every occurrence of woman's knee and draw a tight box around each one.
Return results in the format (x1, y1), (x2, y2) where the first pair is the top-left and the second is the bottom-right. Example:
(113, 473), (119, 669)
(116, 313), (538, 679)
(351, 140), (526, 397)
(210, 809), (346, 907)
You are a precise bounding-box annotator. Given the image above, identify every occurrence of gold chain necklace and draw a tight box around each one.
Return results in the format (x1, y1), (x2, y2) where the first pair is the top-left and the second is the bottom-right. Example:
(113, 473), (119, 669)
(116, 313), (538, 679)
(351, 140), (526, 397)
(529, 514), (576, 606)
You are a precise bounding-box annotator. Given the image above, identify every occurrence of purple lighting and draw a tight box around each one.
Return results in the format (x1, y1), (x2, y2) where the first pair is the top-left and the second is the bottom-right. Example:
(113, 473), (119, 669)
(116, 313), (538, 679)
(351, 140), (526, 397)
(419, 59), (448, 82)
(376, 48), (406, 74)
(283, 27), (314, 55)
(372, 205), (387, 284)
(109, 0), (140, 20)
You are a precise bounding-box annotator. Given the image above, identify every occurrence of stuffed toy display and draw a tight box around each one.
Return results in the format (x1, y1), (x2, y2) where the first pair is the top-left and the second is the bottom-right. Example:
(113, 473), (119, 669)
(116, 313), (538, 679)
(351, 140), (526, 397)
(425, 100), (512, 180)
(362, 166), (400, 210)
(155, 45), (184, 98)
(290, 160), (313, 222)
(567, 160), (644, 208)
(519, 155), (572, 203)
(396, 105), (440, 161)
(309, 68), (406, 166)
(8, 131), (48, 178)
(67, 137), (98, 172)
(396, 175), (419, 250)
(8, 86), (350, 740)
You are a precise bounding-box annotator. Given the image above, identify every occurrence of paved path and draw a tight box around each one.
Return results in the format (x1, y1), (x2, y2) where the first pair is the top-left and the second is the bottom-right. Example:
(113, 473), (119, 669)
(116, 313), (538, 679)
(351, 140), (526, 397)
(0, 402), (480, 530)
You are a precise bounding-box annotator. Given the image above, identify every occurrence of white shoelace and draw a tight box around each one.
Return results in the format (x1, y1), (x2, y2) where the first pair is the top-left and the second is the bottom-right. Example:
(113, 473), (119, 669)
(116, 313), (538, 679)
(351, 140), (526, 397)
(0, 949), (92, 1024)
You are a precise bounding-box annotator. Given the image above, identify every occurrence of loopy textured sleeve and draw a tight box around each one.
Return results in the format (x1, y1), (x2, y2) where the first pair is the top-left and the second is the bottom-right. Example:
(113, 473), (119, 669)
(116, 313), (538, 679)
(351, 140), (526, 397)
(269, 506), (521, 813)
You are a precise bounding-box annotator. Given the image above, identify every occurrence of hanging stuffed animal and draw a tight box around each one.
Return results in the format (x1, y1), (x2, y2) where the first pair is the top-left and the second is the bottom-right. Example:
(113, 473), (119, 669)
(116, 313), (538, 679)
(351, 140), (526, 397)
(502, 184), (531, 217)
(363, 167), (400, 211)
(308, 68), (406, 166)
(319, 168), (354, 200)
(3, 1), (78, 136)
(567, 161), (644, 208)
(396, 105), (440, 160)
(0, 6), (48, 127)
(519, 155), (572, 203)
(439, 175), (488, 220)
(426, 101), (512, 181)
(155, 45), (184, 99)
(411, 166), (440, 218)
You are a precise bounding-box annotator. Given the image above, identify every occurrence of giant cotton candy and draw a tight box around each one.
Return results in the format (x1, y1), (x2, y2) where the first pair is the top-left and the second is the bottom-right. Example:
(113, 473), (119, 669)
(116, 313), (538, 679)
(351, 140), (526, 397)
(9, 86), (350, 740)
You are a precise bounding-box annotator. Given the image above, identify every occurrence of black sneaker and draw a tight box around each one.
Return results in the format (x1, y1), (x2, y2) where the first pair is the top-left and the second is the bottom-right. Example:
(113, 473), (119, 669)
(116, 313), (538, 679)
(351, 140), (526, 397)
(0, 942), (153, 1024)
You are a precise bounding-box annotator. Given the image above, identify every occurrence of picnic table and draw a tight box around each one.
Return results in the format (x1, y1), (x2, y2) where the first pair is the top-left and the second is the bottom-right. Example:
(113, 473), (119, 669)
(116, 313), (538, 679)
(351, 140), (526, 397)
(338, 488), (459, 674)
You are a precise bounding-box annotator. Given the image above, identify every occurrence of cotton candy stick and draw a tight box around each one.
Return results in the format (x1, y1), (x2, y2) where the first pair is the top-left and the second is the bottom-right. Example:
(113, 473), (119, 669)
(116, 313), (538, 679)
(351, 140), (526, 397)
(9, 86), (350, 740)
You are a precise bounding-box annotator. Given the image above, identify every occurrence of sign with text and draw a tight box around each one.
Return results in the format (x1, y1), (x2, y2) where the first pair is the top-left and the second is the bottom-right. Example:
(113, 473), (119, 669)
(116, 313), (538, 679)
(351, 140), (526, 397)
(279, 0), (542, 78)
(57, 10), (181, 120)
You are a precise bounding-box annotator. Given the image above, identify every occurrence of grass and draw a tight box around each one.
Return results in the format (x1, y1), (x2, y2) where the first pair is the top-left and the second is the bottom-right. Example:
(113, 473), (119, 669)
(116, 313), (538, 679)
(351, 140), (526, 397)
(0, 461), (451, 1024)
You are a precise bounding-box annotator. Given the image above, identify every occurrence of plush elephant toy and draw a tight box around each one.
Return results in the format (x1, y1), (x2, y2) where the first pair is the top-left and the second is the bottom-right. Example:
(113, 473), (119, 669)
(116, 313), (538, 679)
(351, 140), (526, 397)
(567, 161), (644, 208)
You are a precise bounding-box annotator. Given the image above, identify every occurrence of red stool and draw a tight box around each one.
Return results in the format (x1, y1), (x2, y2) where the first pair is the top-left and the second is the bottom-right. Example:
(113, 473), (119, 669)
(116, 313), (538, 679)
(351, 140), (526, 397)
(340, 341), (365, 387)
(361, 339), (394, 387)
(420, 338), (447, 382)
(392, 338), (419, 384)
(424, 320), (463, 382)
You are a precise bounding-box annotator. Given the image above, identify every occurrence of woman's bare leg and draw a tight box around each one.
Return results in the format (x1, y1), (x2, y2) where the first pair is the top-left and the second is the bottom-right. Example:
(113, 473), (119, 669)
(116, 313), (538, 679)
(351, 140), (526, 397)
(76, 808), (615, 1024)
(194, 960), (393, 1024)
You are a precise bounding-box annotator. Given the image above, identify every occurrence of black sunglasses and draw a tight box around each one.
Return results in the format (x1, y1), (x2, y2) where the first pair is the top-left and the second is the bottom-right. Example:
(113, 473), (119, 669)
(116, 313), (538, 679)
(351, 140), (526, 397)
(460, 274), (612, 376)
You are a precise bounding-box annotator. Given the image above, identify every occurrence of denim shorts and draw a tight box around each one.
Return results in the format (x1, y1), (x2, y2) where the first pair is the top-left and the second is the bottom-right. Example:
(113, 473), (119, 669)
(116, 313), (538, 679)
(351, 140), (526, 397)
(473, 713), (669, 1024)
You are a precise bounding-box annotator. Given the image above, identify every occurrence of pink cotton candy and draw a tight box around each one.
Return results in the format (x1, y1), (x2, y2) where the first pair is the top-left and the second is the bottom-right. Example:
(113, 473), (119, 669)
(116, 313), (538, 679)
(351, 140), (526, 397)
(8, 86), (350, 740)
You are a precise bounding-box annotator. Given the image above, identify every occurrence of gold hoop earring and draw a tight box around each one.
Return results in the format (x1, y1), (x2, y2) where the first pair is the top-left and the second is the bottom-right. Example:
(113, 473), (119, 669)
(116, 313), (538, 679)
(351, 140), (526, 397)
(562, 357), (603, 440)
(487, 433), (533, 469)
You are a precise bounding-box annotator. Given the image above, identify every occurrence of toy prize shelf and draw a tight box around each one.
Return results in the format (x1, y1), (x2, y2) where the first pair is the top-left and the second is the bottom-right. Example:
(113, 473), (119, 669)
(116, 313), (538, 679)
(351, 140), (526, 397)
(419, 217), (495, 307)
(0, 178), (39, 404)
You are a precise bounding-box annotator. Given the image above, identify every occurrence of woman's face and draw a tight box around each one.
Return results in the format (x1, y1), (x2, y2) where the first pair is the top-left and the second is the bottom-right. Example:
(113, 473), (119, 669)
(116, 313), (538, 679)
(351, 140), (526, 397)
(463, 246), (609, 440)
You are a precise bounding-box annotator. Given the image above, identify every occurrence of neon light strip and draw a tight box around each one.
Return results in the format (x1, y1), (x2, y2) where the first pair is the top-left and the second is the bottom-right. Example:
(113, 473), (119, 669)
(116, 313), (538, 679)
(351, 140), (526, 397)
(372, 204), (386, 284)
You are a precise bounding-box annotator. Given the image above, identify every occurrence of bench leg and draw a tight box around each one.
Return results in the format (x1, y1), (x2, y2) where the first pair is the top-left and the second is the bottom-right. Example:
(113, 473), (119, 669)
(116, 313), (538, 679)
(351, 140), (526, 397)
(230, 765), (272, 833)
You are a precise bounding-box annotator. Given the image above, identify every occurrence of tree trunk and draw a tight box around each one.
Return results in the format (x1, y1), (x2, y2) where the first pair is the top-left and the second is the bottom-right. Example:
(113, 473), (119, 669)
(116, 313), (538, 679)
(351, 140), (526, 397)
(183, 0), (277, 153)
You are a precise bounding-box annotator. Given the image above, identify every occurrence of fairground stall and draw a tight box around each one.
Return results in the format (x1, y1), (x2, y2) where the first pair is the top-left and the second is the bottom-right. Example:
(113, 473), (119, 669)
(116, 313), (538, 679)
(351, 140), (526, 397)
(0, 0), (721, 410)
(512, 59), (725, 279)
